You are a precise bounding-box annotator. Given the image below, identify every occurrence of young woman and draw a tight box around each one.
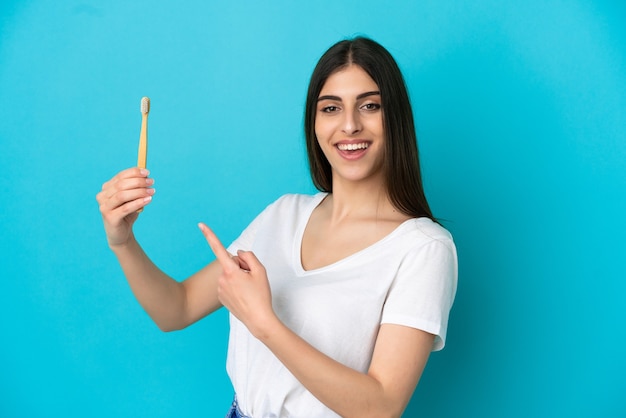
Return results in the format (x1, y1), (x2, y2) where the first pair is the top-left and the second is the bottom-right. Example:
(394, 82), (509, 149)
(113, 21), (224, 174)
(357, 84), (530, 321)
(96, 37), (457, 418)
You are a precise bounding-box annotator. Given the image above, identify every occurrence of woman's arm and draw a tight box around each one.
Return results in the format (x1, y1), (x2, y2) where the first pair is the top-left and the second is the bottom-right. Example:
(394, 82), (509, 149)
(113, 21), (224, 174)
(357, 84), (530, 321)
(259, 319), (432, 418)
(97, 168), (222, 331)
(199, 223), (433, 418)
(110, 236), (223, 331)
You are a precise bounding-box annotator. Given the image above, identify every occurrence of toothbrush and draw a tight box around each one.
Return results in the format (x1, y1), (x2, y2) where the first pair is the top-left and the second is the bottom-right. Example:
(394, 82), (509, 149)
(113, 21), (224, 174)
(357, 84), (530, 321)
(138, 96), (150, 168)
(137, 96), (150, 212)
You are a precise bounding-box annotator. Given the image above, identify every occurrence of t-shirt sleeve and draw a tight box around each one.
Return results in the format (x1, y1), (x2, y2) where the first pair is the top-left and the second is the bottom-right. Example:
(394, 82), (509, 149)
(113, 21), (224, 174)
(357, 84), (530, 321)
(226, 197), (280, 254)
(227, 215), (261, 254)
(380, 238), (458, 351)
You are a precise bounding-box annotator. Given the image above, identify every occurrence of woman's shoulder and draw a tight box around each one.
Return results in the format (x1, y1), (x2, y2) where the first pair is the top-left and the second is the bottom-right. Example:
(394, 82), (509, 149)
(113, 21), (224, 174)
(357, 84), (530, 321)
(400, 217), (455, 250)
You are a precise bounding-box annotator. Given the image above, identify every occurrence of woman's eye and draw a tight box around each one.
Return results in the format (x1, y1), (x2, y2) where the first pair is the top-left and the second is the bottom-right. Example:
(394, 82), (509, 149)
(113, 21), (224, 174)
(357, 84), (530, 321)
(361, 103), (381, 111)
(321, 105), (339, 113)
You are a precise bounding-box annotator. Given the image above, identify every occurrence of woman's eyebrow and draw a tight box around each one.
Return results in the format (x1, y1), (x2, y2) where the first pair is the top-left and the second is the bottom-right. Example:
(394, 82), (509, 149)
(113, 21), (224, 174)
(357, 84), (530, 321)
(356, 91), (380, 100)
(317, 94), (341, 102)
(317, 91), (381, 102)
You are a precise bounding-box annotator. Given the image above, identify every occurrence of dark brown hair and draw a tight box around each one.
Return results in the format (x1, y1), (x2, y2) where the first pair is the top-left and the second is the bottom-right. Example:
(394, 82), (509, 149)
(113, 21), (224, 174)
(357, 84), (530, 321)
(304, 37), (435, 221)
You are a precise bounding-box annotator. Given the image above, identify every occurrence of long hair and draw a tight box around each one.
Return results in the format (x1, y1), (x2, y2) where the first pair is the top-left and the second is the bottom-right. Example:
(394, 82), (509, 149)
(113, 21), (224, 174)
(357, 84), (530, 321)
(304, 37), (435, 221)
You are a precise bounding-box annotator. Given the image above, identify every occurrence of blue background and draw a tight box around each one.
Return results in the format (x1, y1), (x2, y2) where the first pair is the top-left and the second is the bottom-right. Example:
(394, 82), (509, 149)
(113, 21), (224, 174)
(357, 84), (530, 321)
(1, 1), (625, 417)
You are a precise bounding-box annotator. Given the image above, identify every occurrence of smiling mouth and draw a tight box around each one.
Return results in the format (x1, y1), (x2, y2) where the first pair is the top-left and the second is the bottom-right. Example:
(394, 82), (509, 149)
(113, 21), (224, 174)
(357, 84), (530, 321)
(336, 142), (370, 151)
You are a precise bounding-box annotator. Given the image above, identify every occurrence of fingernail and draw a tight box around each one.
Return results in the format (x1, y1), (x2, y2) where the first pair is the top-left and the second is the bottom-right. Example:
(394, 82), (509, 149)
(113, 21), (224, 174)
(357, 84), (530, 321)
(146, 178), (155, 185)
(143, 196), (152, 202)
(140, 169), (150, 176)
(146, 188), (155, 195)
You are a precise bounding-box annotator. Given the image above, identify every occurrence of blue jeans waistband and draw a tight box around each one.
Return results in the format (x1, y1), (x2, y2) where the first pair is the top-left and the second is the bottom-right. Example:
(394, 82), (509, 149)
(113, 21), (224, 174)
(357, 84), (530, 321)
(225, 395), (250, 418)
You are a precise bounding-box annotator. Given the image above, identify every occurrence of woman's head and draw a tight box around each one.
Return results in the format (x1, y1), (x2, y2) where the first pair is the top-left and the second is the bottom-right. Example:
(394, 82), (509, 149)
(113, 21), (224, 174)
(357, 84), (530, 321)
(305, 37), (435, 220)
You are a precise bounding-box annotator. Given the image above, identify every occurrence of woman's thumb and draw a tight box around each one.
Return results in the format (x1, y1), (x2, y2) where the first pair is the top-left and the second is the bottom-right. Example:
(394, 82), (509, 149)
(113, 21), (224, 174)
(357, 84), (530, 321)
(237, 250), (263, 271)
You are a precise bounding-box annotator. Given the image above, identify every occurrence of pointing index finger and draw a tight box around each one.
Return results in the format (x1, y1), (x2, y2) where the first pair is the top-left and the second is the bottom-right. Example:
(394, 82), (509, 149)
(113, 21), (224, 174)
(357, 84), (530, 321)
(198, 223), (235, 269)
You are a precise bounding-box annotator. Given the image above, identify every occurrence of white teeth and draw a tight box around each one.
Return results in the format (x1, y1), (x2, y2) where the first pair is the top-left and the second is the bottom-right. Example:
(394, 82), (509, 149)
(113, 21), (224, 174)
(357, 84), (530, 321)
(337, 142), (369, 151)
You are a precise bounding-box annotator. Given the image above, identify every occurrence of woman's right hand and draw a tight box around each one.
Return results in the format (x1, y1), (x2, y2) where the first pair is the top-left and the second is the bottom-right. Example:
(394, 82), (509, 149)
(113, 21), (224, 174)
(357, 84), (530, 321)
(96, 167), (155, 248)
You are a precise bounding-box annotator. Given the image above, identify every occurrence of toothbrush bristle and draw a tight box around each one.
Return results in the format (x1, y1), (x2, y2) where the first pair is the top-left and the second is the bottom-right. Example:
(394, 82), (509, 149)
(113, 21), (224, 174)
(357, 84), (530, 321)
(141, 97), (150, 114)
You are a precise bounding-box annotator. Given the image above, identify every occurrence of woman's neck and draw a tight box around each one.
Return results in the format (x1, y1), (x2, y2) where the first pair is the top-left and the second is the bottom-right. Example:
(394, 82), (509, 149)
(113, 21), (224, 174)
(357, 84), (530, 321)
(324, 177), (405, 224)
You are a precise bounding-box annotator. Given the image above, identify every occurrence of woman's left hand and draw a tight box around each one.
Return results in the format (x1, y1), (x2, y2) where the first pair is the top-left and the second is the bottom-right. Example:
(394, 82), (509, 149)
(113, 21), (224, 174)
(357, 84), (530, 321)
(198, 223), (276, 337)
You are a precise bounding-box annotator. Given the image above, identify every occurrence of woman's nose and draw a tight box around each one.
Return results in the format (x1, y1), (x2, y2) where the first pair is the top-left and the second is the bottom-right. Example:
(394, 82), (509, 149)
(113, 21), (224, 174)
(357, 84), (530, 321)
(341, 109), (362, 135)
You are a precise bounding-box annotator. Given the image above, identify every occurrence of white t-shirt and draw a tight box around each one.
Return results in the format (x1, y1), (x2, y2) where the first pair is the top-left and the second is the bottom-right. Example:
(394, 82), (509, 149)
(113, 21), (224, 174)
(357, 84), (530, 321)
(226, 193), (457, 417)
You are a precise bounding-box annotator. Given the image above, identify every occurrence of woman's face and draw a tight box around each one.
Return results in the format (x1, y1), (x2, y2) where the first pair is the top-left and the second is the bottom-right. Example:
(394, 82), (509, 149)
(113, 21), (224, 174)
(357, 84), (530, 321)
(315, 65), (385, 187)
